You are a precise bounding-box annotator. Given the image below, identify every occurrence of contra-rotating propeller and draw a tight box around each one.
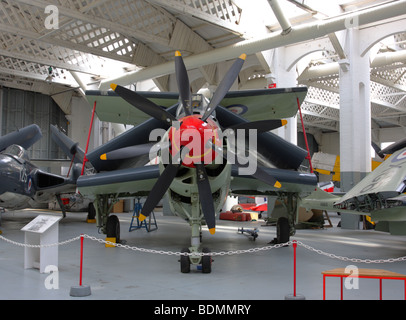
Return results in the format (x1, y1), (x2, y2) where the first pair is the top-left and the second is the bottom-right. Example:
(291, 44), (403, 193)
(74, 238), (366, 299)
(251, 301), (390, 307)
(106, 51), (284, 234)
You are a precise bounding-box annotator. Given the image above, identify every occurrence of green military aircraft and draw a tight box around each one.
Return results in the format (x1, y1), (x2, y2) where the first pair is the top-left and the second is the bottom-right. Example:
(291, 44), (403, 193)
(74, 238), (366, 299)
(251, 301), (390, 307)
(77, 51), (318, 273)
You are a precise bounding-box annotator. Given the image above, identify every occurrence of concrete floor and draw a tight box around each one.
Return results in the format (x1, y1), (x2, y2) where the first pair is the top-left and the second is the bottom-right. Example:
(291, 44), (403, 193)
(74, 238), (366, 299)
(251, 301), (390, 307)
(1, 208), (406, 302)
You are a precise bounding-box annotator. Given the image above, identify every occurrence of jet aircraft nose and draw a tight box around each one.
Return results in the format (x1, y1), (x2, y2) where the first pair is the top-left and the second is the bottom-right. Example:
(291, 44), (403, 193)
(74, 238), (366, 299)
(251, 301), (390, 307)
(0, 153), (27, 195)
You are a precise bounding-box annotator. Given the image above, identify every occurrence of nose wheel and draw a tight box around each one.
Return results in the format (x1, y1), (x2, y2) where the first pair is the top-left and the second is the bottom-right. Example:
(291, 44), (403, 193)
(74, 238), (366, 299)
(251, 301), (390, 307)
(180, 248), (191, 273)
(201, 248), (212, 273)
(180, 247), (212, 273)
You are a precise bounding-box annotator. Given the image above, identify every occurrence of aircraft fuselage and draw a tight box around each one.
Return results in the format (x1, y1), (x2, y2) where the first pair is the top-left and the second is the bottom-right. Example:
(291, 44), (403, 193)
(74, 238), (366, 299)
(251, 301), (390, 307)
(0, 145), (76, 210)
(0, 153), (36, 209)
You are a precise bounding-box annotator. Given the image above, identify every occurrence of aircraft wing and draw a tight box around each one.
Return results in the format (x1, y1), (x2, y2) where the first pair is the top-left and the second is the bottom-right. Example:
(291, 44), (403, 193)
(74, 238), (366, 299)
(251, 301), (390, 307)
(0, 124), (42, 151)
(219, 87), (307, 121)
(85, 90), (179, 126)
(85, 87), (307, 126)
(50, 125), (87, 166)
(85, 104), (179, 172)
(230, 166), (317, 196)
(298, 187), (361, 214)
(77, 165), (160, 197)
(77, 164), (318, 199)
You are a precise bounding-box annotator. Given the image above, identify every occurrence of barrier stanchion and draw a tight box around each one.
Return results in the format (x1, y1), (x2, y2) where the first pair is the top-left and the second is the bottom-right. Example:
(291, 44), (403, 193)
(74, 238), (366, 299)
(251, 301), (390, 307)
(70, 234), (91, 297)
(79, 234), (84, 286)
(285, 240), (305, 300)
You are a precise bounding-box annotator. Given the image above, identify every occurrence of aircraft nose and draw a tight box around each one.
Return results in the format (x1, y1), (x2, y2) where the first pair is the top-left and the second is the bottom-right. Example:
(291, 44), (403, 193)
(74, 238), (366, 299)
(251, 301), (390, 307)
(0, 155), (22, 194)
(0, 157), (10, 194)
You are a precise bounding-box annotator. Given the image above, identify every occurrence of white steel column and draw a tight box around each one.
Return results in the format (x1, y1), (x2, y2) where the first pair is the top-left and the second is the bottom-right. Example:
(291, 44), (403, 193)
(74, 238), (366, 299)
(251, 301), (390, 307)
(269, 47), (298, 144)
(339, 28), (371, 229)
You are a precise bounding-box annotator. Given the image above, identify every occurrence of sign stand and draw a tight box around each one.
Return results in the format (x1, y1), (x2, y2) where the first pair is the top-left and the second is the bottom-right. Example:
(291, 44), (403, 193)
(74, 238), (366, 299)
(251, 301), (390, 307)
(21, 215), (62, 273)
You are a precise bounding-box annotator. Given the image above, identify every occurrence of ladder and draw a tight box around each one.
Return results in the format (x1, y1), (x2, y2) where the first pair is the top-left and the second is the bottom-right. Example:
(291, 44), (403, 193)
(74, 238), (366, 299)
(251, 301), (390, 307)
(323, 210), (333, 228)
(129, 198), (158, 232)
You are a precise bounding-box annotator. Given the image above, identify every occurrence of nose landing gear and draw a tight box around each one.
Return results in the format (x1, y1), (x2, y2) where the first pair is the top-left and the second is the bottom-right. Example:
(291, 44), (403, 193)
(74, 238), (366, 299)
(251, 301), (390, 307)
(180, 247), (212, 274)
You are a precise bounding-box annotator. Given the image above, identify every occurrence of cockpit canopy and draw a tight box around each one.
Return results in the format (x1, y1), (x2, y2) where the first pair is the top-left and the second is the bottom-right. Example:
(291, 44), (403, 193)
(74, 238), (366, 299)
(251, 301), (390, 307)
(2, 144), (30, 161)
(176, 93), (211, 118)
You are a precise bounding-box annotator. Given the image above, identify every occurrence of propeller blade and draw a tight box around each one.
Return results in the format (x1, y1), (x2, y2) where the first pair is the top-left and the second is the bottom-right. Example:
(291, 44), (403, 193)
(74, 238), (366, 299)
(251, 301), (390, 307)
(207, 141), (281, 189)
(251, 166), (281, 189)
(100, 142), (169, 161)
(380, 137), (406, 156)
(110, 84), (177, 126)
(139, 162), (181, 221)
(175, 51), (192, 116)
(100, 143), (153, 160)
(139, 146), (189, 221)
(202, 53), (246, 121)
(195, 163), (216, 234)
(228, 119), (288, 133)
(371, 141), (384, 159)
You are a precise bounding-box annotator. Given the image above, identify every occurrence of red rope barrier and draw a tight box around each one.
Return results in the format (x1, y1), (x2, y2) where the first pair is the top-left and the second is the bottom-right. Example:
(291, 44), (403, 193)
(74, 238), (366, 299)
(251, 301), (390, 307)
(297, 97), (313, 173)
(293, 240), (297, 297)
(81, 100), (97, 176)
(79, 234), (84, 286)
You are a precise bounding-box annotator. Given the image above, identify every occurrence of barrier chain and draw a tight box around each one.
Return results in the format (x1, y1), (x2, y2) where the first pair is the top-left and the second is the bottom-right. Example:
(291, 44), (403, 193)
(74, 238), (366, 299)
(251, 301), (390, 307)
(1, 234), (406, 264)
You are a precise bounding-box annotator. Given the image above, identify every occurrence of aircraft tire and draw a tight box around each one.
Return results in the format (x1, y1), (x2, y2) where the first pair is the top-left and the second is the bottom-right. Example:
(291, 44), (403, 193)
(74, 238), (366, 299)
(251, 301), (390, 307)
(201, 248), (212, 273)
(106, 215), (120, 243)
(180, 248), (190, 273)
(277, 217), (289, 244)
(87, 203), (96, 220)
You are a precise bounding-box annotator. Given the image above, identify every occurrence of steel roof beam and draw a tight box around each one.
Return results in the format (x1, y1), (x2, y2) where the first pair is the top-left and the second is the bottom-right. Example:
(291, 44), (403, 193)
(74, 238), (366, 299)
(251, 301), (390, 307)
(100, 0), (406, 90)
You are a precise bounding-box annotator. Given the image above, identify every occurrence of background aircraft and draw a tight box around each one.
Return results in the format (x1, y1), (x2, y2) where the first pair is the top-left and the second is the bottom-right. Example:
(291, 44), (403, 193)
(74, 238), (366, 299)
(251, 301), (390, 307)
(77, 51), (318, 273)
(0, 125), (82, 216)
(311, 151), (383, 183)
(301, 138), (406, 236)
(0, 124), (42, 152)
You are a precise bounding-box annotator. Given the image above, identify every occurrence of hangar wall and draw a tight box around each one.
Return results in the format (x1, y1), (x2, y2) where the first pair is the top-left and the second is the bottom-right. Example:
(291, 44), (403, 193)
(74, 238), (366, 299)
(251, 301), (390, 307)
(0, 87), (68, 160)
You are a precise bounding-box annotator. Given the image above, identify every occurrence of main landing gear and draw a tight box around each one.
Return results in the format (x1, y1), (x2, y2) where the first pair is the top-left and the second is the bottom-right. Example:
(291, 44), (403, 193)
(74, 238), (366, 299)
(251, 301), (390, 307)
(270, 193), (298, 245)
(93, 194), (121, 243)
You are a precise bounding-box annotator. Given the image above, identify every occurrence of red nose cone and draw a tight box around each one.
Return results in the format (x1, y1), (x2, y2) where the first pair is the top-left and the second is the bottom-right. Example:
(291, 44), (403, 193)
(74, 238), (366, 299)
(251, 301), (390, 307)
(169, 115), (219, 168)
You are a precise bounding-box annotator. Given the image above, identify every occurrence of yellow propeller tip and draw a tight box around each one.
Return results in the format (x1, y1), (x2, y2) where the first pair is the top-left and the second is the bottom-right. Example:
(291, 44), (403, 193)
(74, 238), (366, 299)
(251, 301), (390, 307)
(110, 83), (117, 91)
(281, 119), (288, 126)
(239, 53), (247, 60)
(209, 228), (216, 235)
(100, 153), (107, 160)
(139, 214), (147, 221)
(274, 181), (282, 189)
(175, 51), (182, 57)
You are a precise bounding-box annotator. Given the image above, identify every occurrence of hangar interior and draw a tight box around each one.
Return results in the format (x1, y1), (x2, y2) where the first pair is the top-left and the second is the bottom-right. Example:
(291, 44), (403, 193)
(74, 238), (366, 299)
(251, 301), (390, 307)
(1, 0), (405, 182)
(0, 0), (406, 301)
